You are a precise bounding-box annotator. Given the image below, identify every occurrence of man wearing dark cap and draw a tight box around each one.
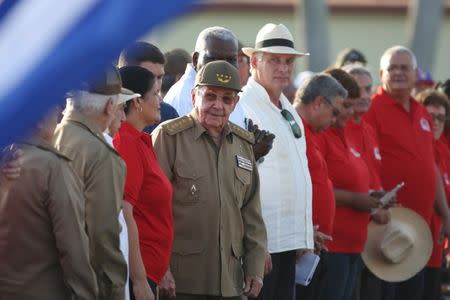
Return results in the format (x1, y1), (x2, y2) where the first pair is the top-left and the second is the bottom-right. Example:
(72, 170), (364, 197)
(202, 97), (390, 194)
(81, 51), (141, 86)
(334, 48), (367, 68)
(153, 60), (267, 300)
(53, 65), (136, 300)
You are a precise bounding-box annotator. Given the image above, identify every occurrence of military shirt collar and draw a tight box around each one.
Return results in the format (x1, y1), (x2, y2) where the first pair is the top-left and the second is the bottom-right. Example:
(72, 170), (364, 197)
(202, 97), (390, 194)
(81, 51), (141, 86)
(189, 111), (233, 143)
(61, 109), (119, 154)
(22, 136), (71, 161)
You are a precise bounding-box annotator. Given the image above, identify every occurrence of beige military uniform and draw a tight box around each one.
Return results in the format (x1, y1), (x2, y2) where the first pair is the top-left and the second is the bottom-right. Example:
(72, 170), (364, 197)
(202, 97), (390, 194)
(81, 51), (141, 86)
(53, 110), (127, 300)
(152, 112), (267, 298)
(0, 136), (97, 300)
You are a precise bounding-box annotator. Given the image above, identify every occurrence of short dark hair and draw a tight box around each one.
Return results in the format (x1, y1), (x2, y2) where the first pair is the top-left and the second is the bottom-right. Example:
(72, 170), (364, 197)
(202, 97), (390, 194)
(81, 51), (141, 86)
(119, 66), (155, 114)
(118, 41), (165, 67)
(294, 74), (348, 105)
(416, 89), (450, 116)
(437, 79), (450, 100)
(323, 68), (360, 98)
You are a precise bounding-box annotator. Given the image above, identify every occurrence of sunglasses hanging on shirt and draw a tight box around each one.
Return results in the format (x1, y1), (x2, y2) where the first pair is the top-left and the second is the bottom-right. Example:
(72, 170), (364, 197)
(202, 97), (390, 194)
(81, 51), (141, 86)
(280, 109), (302, 139)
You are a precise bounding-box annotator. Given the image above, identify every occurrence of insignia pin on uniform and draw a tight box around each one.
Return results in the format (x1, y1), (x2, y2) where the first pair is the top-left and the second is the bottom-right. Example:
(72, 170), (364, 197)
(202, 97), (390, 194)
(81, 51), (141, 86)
(191, 184), (197, 195)
(236, 155), (252, 171)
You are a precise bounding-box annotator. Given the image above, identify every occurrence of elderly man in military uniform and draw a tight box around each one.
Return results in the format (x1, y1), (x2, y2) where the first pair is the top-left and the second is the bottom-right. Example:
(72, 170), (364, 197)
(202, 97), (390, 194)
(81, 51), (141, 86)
(153, 60), (267, 300)
(53, 65), (135, 300)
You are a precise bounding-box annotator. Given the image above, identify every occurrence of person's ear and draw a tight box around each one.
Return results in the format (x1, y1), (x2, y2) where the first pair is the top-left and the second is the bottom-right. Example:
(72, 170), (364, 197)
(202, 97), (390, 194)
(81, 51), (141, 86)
(105, 97), (115, 115)
(192, 52), (199, 71)
(191, 88), (196, 107)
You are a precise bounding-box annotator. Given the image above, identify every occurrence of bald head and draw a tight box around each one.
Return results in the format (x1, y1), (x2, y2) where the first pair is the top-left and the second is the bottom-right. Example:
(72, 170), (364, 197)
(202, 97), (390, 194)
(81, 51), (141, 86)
(193, 26), (239, 71)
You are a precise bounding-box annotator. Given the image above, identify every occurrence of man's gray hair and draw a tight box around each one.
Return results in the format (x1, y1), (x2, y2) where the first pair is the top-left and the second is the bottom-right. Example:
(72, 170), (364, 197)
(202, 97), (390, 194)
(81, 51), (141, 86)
(379, 46), (418, 71)
(342, 63), (373, 80)
(194, 26), (238, 52)
(66, 91), (118, 114)
(294, 74), (348, 105)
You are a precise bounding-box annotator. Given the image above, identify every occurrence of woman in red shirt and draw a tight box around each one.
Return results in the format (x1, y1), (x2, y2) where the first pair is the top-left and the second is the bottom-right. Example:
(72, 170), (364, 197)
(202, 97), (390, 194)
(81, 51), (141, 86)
(316, 69), (379, 300)
(417, 89), (450, 300)
(114, 66), (173, 300)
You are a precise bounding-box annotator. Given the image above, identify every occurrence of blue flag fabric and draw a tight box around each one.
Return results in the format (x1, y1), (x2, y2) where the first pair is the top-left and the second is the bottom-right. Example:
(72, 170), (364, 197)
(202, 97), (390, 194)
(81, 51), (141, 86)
(0, 0), (194, 147)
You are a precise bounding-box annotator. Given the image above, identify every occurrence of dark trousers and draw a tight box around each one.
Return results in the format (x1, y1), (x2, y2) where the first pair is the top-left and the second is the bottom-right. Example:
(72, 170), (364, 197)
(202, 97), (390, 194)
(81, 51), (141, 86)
(249, 250), (296, 300)
(129, 277), (157, 300)
(317, 252), (360, 300)
(295, 250), (326, 300)
(423, 267), (441, 300)
(381, 269), (425, 300)
(161, 294), (242, 300)
(351, 258), (382, 300)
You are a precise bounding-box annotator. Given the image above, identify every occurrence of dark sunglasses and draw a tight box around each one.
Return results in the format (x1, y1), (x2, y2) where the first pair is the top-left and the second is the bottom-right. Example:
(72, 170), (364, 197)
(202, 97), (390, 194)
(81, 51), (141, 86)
(429, 113), (448, 123)
(281, 109), (302, 138)
(323, 97), (341, 117)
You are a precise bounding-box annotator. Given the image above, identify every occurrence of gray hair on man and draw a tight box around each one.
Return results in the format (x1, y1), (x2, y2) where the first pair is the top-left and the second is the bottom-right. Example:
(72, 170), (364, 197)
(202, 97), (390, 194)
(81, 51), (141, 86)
(66, 91), (119, 114)
(379, 45), (418, 71)
(342, 63), (373, 80)
(294, 73), (348, 105)
(194, 26), (238, 52)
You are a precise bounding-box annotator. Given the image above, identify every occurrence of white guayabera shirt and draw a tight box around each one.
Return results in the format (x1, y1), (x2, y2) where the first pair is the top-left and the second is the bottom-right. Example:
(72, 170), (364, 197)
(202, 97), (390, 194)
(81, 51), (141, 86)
(239, 77), (314, 253)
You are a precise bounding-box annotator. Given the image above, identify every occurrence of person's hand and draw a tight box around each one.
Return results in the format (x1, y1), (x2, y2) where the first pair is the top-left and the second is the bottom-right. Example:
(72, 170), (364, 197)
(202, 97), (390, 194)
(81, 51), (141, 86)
(370, 190), (396, 208)
(132, 278), (154, 300)
(371, 208), (391, 225)
(351, 193), (381, 212)
(159, 268), (176, 298)
(264, 248), (272, 275)
(247, 119), (275, 161)
(243, 275), (263, 298)
(313, 225), (332, 254)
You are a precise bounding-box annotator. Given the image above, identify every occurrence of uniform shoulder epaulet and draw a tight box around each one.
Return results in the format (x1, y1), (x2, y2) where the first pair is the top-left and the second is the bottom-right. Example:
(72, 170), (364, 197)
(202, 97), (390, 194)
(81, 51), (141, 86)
(229, 122), (255, 144)
(162, 115), (194, 135)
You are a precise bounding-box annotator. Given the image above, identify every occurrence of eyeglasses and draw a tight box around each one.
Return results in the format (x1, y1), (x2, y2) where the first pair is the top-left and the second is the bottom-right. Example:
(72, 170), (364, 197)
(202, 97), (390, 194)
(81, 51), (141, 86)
(323, 97), (341, 117)
(429, 113), (448, 123)
(281, 109), (302, 138)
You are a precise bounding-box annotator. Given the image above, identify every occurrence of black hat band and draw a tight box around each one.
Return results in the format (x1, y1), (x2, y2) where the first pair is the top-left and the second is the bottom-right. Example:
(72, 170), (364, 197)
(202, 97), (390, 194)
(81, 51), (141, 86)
(255, 38), (294, 49)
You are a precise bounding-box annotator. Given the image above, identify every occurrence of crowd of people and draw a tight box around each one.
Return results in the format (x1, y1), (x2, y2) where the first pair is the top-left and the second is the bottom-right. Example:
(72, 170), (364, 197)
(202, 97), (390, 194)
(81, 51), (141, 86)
(1, 21), (450, 300)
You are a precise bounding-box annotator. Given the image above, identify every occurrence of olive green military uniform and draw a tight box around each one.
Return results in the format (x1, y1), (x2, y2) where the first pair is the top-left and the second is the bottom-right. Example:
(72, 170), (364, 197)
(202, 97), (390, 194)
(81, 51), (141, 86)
(53, 110), (127, 300)
(152, 112), (267, 299)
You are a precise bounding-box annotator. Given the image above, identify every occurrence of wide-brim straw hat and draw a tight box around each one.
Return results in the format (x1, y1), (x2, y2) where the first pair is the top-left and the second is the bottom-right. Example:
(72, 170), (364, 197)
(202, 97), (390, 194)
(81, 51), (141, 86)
(242, 23), (309, 57)
(361, 207), (432, 282)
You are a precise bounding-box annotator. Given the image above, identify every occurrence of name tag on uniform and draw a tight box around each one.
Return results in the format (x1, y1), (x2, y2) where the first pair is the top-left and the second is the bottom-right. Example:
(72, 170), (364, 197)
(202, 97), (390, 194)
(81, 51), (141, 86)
(236, 155), (252, 171)
(420, 118), (431, 132)
(350, 147), (361, 158)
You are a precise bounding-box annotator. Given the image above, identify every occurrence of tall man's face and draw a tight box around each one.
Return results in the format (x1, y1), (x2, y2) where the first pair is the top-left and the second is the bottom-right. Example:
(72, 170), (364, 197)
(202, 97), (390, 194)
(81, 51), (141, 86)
(380, 51), (417, 96)
(195, 37), (238, 71)
(251, 52), (296, 96)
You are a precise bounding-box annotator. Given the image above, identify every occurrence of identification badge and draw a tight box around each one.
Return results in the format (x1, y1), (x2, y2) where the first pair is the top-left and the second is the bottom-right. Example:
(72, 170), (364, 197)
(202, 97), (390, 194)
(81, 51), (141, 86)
(420, 118), (431, 132)
(236, 155), (252, 171)
(350, 147), (361, 158)
(374, 147), (382, 160)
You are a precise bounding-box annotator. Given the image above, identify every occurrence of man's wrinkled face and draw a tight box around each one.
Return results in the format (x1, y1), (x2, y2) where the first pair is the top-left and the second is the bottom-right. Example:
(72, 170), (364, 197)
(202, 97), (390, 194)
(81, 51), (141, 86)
(253, 52), (296, 94)
(380, 51), (417, 95)
(353, 73), (373, 114)
(192, 86), (239, 131)
(196, 37), (238, 70)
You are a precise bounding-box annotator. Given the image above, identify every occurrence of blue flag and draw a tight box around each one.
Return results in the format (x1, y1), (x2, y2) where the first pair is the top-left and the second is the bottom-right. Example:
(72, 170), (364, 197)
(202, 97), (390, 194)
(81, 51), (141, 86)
(0, 0), (194, 147)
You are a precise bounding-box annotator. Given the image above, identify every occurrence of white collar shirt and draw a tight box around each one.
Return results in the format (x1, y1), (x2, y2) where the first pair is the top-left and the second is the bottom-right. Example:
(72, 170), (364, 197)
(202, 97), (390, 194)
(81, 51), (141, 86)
(163, 63), (247, 129)
(239, 77), (313, 253)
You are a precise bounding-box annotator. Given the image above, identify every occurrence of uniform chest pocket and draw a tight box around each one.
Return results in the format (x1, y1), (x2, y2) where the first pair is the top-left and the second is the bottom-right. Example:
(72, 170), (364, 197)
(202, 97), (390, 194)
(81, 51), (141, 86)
(234, 168), (251, 207)
(174, 167), (205, 205)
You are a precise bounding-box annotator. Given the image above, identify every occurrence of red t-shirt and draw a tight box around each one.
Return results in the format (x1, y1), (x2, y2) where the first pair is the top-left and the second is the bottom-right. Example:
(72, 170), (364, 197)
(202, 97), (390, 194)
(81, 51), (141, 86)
(317, 127), (371, 253)
(303, 119), (335, 236)
(345, 119), (383, 190)
(114, 122), (174, 283)
(364, 87), (436, 224)
(428, 136), (450, 267)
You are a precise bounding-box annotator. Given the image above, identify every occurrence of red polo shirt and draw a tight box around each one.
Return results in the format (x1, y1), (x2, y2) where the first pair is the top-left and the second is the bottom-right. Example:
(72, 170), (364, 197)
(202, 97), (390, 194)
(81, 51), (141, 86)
(317, 127), (371, 253)
(114, 122), (174, 283)
(303, 118), (335, 236)
(364, 87), (436, 224)
(428, 136), (450, 267)
(345, 119), (383, 190)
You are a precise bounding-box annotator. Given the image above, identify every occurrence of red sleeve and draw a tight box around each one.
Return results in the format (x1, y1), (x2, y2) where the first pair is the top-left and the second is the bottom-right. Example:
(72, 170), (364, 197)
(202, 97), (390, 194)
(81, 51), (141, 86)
(113, 135), (143, 206)
(315, 131), (328, 157)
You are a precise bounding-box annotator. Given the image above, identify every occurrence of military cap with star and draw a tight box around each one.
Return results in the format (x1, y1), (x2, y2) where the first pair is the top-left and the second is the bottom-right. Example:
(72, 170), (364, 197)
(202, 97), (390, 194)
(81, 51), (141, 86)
(195, 60), (241, 92)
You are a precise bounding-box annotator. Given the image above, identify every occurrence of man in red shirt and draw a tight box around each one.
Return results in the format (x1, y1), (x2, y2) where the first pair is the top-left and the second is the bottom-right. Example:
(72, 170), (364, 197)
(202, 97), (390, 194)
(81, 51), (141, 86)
(364, 46), (450, 300)
(293, 73), (347, 300)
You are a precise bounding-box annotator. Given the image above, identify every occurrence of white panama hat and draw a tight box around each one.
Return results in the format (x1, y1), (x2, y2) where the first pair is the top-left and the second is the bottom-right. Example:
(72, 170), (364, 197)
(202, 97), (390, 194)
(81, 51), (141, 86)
(242, 23), (309, 57)
(361, 207), (432, 282)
